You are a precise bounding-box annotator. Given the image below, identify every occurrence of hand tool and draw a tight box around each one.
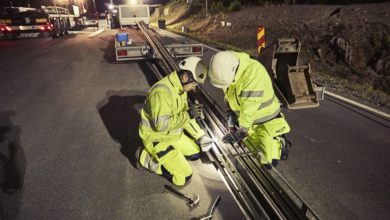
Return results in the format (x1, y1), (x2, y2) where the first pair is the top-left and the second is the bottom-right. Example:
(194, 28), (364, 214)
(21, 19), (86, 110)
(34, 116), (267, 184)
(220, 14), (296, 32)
(164, 185), (200, 208)
(199, 195), (221, 220)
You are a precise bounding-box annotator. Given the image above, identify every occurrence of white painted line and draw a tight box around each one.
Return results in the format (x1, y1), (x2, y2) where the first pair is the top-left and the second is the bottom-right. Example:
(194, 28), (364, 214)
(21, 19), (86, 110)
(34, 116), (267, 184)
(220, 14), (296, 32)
(325, 91), (390, 119)
(203, 44), (220, 52)
(68, 31), (93, 34)
(89, 28), (105, 38)
(68, 31), (95, 34)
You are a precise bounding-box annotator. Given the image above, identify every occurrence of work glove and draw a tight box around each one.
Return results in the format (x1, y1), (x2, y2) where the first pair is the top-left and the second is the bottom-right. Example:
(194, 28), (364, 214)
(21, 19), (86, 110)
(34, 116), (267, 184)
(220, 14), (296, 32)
(222, 127), (248, 144)
(196, 135), (214, 152)
(188, 101), (204, 120)
(225, 109), (238, 131)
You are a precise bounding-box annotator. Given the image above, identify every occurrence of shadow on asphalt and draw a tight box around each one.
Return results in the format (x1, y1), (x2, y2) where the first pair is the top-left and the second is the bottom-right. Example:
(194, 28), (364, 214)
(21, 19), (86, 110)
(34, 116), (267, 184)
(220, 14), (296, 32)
(101, 34), (117, 63)
(0, 110), (25, 219)
(97, 91), (146, 168)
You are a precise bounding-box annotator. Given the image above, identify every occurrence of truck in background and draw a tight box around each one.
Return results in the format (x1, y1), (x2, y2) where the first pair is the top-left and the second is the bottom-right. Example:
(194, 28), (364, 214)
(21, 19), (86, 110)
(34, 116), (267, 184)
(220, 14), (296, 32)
(118, 5), (150, 28)
(0, 5), (79, 39)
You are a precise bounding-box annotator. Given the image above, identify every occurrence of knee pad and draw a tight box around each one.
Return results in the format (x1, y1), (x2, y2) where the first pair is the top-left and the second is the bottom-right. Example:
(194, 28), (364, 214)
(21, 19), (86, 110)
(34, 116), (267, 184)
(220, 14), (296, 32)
(185, 153), (200, 161)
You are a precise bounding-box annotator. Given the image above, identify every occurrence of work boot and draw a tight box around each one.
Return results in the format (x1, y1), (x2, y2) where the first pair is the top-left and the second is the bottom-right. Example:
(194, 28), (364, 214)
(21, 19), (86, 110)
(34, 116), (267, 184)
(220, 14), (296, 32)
(135, 146), (146, 170)
(264, 163), (273, 170)
(272, 159), (279, 167)
(280, 137), (289, 160)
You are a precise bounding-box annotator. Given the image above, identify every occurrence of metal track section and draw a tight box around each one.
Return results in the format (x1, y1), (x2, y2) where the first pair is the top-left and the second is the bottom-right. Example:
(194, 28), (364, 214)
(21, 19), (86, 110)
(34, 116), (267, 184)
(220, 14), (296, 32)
(137, 21), (320, 220)
(138, 22), (177, 73)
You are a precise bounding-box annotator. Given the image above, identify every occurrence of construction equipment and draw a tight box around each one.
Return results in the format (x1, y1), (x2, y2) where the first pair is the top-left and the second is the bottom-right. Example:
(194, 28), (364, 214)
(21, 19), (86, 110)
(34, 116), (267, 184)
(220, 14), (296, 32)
(114, 29), (204, 62)
(118, 4), (150, 28)
(164, 185), (200, 208)
(114, 4), (204, 62)
(259, 38), (325, 109)
(114, 31), (152, 61)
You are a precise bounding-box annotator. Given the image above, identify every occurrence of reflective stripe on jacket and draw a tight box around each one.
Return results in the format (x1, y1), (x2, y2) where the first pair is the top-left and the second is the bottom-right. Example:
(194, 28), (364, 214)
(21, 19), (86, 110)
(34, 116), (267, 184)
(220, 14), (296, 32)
(224, 51), (281, 129)
(139, 72), (205, 153)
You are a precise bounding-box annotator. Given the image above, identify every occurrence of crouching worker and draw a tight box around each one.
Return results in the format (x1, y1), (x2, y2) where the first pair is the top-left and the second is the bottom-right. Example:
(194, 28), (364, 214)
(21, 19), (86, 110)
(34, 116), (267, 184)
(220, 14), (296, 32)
(209, 51), (291, 169)
(136, 57), (213, 186)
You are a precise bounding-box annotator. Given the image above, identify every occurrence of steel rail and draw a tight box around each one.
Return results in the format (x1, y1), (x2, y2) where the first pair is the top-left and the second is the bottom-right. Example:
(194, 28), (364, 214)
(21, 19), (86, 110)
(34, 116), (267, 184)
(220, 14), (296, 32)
(196, 84), (320, 219)
(195, 86), (320, 220)
(138, 22), (178, 73)
(138, 22), (267, 219)
(137, 21), (320, 219)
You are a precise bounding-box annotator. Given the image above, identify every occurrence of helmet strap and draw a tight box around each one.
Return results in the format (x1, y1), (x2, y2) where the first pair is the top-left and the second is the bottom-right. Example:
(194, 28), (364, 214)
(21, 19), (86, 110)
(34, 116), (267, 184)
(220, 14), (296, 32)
(178, 70), (196, 86)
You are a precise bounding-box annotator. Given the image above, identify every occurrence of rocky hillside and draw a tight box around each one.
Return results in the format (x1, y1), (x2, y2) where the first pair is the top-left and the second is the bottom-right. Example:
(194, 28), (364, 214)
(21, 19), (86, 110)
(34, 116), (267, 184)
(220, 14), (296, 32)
(152, 1), (390, 110)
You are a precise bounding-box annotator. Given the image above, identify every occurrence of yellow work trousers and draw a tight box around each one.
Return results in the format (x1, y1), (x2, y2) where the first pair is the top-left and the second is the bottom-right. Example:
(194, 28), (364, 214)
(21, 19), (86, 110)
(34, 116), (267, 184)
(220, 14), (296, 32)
(140, 133), (200, 186)
(244, 117), (290, 164)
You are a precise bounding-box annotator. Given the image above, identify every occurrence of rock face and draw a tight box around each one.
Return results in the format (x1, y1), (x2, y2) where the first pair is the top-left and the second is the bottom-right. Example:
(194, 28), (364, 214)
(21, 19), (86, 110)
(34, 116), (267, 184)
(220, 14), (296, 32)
(330, 36), (367, 69)
(374, 56), (390, 76)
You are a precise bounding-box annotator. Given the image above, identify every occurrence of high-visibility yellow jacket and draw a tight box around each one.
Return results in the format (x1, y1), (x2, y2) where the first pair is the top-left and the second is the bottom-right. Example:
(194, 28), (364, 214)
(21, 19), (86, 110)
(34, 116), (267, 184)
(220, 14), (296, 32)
(224, 51), (281, 129)
(139, 71), (205, 154)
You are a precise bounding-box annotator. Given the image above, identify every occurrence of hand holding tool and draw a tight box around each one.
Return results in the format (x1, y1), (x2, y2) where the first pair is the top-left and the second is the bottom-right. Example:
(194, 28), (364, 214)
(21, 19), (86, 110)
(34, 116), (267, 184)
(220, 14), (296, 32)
(225, 109), (237, 129)
(222, 127), (248, 143)
(188, 100), (204, 120)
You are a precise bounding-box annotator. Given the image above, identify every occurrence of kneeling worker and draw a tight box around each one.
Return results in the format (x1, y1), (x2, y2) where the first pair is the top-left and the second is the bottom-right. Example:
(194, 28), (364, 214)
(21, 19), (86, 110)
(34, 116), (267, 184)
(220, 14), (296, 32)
(136, 57), (213, 186)
(208, 51), (291, 168)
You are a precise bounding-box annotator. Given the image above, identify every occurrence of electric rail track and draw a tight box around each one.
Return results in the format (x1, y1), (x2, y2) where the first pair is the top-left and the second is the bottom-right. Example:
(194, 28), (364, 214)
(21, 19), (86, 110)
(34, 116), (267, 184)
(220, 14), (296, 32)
(137, 21), (320, 220)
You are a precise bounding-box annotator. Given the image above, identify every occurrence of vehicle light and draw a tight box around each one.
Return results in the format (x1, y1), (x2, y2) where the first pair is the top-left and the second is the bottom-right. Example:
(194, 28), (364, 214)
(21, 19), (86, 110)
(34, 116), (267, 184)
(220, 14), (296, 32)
(42, 25), (52, 30)
(40, 26), (45, 31)
(118, 50), (127, 56)
(192, 46), (201, 53)
(5, 26), (12, 31)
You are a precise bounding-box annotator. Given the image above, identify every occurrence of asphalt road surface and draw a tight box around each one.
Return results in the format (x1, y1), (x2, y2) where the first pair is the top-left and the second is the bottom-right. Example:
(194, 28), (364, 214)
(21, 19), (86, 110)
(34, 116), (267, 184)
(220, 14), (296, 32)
(0, 27), (389, 220)
(0, 29), (245, 220)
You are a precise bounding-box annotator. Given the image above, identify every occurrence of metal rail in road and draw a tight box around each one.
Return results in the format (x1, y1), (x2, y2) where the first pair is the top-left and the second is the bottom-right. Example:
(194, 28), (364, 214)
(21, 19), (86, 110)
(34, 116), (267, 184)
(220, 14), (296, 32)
(138, 21), (320, 220)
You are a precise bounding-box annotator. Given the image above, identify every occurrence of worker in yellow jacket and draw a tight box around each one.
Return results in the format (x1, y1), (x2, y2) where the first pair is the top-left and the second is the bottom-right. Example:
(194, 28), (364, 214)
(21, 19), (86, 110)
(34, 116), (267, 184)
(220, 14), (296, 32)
(209, 51), (290, 169)
(136, 57), (213, 186)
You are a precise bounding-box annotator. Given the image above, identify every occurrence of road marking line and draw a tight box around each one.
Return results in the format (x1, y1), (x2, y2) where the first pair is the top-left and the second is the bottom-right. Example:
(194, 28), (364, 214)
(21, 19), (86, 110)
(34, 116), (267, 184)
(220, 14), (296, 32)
(89, 29), (105, 38)
(203, 44), (220, 52)
(68, 31), (92, 34)
(325, 91), (389, 119)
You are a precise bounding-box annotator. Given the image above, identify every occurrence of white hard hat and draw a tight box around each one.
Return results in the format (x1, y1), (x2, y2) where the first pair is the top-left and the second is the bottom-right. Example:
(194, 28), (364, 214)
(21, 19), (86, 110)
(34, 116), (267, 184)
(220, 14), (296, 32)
(209, 51), (239, 89)
(178, 56), (207, 84)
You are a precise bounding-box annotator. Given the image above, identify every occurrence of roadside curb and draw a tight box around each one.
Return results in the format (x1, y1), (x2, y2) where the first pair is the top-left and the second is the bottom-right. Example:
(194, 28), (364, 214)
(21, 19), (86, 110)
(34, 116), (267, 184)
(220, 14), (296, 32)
(89, 28), (105, 38)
